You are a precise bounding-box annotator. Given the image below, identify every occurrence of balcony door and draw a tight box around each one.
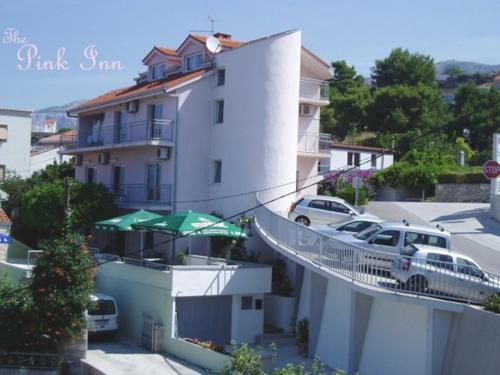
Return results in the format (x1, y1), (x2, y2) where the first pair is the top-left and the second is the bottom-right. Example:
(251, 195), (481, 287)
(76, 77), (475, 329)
(149, 103), (163, 139)
(113, 165), (125, 199)
(146, 163), (161, 201)
(114, 110), (128, 144)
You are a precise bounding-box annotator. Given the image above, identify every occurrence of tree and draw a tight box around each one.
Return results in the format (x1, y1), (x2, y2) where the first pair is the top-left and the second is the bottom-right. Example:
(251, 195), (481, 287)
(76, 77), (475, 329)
(321, 60), (372, 140)
(371, 48), (436, 87)
(444, 65), (464, 77)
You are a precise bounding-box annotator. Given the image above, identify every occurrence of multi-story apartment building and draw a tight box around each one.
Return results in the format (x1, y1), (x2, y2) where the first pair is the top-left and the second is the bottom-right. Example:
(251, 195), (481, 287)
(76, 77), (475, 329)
(64, 29), (331, 254)
(0, 108), (32, 181)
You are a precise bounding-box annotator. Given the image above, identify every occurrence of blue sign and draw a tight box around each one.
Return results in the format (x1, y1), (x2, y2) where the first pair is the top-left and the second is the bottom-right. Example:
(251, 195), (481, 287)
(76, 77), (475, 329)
(0, 233), (12, 244)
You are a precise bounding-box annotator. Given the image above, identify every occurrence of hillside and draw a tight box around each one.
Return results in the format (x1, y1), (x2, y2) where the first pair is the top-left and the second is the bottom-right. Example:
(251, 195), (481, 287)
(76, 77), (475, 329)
(436, 60), (500, 77)
(32, 99), (86, 133)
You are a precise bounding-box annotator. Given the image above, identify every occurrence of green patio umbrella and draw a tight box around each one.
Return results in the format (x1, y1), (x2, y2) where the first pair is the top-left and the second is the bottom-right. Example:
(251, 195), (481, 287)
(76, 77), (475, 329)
(94, 209), (162, 231)
(132, 211), (248, 257)
(94, 210), (163, 257)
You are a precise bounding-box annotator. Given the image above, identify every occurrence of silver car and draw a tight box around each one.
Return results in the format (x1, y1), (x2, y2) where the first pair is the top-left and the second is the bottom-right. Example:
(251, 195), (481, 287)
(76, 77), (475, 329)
(391, 245), (500, 303)
(314, 217), (383, 236)
(287, 195), (378, 226)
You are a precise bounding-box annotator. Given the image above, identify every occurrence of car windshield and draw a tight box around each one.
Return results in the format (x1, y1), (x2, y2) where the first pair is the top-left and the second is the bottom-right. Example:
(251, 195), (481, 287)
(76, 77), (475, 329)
(88, 300), (116, 315)
(354, 224), (381, 240)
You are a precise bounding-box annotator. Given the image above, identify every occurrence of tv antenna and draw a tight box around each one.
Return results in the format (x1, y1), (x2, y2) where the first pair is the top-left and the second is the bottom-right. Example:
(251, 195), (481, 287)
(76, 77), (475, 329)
(190, 15), (215, 35)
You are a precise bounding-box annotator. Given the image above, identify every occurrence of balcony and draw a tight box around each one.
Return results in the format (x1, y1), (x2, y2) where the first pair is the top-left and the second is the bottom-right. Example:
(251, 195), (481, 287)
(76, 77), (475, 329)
(105, 184), (172, 209)
(299, 78), (330, 105)
(297, 132), (332, 156)
(61, 119), (175, 153)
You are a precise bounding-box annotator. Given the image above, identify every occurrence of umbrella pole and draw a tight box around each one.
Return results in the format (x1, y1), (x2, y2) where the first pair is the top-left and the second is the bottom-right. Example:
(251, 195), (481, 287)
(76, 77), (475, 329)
(188, 237), (191, 256)
(140, 231), (144, 258)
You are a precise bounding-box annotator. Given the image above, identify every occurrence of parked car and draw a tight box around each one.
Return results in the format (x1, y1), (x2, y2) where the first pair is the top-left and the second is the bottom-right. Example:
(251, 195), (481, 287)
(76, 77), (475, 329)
(314, 217), (383, 236)
(333, 222), (452, 270)
(288, 195), (378, 226)
(87, 293), (119, 338)
(391, 245), (500, 303)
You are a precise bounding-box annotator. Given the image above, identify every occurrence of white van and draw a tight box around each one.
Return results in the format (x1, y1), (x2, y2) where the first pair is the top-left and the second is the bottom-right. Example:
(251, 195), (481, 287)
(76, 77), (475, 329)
(87, 293), (119, 337)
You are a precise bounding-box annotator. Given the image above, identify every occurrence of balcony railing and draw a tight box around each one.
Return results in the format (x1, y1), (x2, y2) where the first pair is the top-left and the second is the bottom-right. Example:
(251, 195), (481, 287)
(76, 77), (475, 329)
(63, 119), (174, 150)
(297, 132), (332, 154)
(105, 184), (172, 206)
(300, 78), (330, 101)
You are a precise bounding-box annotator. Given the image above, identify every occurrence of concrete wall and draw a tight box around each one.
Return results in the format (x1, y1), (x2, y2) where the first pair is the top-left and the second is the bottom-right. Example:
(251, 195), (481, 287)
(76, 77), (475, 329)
(264, 294), (296, 333)
(328, 148), (394, 171)
(231, 294), (265, 344)
(30, 147), (72, 175)
(436, 183), (489, 203)
(0, 109), (31, 178)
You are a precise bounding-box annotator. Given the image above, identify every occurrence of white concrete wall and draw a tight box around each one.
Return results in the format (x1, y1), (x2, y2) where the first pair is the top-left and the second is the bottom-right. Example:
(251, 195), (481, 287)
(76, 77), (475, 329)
(328, 148), (394, 171)
(30, 147), (72, 175)
(0, 109), (31, 178)
(264, 294), (296, 333)
(231, 294), (265, 344)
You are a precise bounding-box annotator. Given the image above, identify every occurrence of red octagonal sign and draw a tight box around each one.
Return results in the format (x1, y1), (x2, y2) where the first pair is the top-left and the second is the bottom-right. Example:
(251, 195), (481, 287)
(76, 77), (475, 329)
(483, 160), (500, 179)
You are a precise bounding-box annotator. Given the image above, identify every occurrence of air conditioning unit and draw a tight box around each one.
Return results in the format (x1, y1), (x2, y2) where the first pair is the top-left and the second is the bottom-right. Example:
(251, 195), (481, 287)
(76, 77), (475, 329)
(97, 152), (110, 165)
(157, 147), (170, 160)
(299, 104), (312, 116)
(74, 155), (83, 166)
(126, 100), (139, 113)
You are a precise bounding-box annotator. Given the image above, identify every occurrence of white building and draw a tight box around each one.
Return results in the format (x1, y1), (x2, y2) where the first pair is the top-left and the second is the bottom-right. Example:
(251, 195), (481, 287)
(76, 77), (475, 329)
(30, 130), (74, 175)
(0, 108), (32, 180)
(321, 143), (394, 173)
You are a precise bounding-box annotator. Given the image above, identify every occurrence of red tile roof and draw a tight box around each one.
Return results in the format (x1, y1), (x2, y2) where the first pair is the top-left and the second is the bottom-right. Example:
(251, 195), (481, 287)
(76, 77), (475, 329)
(156, 46), (177, 56)
(37, 129), (76, 145)
(190, 33), (245, 49)
(72, 68), (211, 112)
(46, 119), (56, 125)
(0, 208), (11, 224)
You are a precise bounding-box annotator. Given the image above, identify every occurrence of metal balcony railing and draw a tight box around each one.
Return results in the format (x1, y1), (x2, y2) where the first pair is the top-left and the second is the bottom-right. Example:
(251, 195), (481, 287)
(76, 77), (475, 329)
(300, 78), (330, 101)
(63, 120), (174, 150)
(254, 200), (500, 305)
(105, 184), (173, 206)
(297, 132), (332, 154)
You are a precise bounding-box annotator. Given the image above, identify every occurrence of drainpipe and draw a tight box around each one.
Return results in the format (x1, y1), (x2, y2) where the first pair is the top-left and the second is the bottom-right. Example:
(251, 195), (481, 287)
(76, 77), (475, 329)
(171, 94), (179, 261)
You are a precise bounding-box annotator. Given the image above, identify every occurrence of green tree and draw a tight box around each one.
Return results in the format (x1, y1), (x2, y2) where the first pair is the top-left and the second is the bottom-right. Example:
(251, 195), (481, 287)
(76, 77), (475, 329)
(372, 47), (436, 87)
(321, 60), (372, 140)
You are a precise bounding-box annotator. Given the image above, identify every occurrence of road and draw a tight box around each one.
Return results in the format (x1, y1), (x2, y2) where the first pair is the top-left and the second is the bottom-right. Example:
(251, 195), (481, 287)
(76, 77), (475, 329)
(366, 201), (500, 274)
(84, 339), (204, 375)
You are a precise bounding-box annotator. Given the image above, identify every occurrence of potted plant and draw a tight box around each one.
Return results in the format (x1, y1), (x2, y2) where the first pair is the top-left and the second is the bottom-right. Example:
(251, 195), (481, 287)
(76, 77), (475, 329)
(296, 318), (309, 356)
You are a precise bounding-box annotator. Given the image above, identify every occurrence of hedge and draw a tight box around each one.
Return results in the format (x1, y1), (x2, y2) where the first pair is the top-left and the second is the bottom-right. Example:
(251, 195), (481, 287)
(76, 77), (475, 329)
(437, 173), (488, 184)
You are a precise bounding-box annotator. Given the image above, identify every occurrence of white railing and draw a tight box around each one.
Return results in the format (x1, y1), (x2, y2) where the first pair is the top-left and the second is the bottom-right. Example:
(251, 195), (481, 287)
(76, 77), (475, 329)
(254, 202), (500, 304)
(104, 184), (173, 206)
(297, 132), (331, 154)
(300, 78), (330, 101)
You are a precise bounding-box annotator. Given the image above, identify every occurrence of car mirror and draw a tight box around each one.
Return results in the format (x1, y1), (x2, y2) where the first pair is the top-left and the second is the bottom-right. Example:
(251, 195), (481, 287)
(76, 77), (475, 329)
(348, 210), (354, 215)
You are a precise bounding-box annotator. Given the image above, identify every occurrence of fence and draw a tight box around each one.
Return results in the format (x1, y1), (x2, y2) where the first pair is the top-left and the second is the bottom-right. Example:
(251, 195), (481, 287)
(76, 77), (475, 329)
(254, 202), (500, 304)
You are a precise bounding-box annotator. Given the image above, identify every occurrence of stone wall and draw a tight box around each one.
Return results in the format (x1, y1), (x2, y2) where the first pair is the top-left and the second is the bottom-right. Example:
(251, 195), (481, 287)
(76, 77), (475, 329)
(435, 183), (489, 203)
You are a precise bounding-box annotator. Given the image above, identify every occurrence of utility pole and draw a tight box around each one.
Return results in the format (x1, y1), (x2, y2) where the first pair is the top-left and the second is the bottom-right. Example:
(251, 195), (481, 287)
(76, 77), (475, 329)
(64, 177), (71, 232)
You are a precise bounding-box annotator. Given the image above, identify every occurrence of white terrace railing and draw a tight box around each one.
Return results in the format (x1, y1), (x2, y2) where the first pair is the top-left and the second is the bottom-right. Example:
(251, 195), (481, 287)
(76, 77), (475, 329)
(254, 202), (500, 305)
(297, 132), (331, 154)
(299, 78), (330, 101)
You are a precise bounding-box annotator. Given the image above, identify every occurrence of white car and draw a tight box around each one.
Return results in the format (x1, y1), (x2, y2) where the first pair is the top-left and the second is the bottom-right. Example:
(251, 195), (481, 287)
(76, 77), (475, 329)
(87, 293), (119, 337)
(334, 222), (452, 270)
(314, 217), (383, 236)
(391, 245), (500, 303)
(287, 195), (378, 226)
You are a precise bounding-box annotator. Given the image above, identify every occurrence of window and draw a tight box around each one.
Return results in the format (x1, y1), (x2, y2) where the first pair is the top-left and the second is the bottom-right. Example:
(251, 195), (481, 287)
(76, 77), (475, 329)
(150, 63), (166, 80)
(217, 68), (225, 86)
(0, 124), (7, 141)
(426, 253), (453, 270)
(147, 163), (161, 201)
(329, 202), (351, 214)
(112, 165), (125, 196)
(86, 167), (95, 184)
(88, 300), (116, 315)
(0, 165), (5, 182)
(404, 232), (447, 249)
(371, 230), (400, 247)
(185, 53), (203, 71)
(299, 104), (312, 116)
(215, 100), (224, 124)
(213, 160), (222, 183)
(308, 199), (328, 210)
(371, 154), (377, 168)
(337, 221), (376, 233)
(457, 258), (484, 279)
(241, 296), (253, 310)
(255, 299), (263, 310)
(347, 152), (360, 166)
(115, 111), (128, 143)
(150, 103), (164, 138)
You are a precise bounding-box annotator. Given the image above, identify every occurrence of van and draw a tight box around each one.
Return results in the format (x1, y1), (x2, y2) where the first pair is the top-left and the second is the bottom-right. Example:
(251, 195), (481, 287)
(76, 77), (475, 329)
(87, 293), (119, 337)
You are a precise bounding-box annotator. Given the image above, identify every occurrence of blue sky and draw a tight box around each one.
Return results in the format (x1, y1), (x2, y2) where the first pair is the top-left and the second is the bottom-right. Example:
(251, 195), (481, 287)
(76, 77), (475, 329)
(1, 0), (500, 110)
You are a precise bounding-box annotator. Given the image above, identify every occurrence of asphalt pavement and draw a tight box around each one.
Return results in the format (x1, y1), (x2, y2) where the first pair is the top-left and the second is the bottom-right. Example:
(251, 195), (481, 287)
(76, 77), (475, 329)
(366, 201), (500, 274)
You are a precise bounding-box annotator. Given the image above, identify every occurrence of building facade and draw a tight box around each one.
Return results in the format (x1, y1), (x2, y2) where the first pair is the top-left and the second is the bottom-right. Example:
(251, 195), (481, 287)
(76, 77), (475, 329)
(63, 30), (331, 255)
(0, 108), (32, 180)
(321, 143), (394, 173)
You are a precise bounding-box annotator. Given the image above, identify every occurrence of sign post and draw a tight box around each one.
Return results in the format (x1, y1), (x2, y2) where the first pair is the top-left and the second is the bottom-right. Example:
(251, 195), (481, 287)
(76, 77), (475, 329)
(489, 134), (500, 219)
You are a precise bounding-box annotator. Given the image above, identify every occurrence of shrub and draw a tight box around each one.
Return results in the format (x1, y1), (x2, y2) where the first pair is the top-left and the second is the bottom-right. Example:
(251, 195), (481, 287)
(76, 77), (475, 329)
(437, 172), (488, 184)
(484, 294), (500, 313)
(221, 341), (265, 375)
(296, 318), (309, 344)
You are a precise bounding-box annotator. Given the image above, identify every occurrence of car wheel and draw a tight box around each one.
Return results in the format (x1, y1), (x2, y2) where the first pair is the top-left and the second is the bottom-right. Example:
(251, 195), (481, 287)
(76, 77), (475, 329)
(295, 216), (310, 226)
(409, 275), (427, 293)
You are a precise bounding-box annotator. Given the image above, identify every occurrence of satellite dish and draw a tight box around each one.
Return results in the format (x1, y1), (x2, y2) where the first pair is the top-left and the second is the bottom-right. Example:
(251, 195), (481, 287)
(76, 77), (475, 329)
(206, 36), (222, 54)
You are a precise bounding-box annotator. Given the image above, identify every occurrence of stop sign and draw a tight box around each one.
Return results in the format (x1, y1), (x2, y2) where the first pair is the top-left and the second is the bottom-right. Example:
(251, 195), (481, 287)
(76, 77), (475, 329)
(482, 160), (500, 179)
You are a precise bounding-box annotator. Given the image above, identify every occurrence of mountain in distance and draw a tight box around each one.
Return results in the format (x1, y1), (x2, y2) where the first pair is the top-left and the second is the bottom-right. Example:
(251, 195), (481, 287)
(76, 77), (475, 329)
(32, 99), (86, 133)
(435, 60), (500, 78)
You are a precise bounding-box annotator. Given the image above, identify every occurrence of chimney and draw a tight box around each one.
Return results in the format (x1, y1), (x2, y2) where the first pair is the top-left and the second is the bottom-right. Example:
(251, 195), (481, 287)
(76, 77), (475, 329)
(213, 32), (231, 40)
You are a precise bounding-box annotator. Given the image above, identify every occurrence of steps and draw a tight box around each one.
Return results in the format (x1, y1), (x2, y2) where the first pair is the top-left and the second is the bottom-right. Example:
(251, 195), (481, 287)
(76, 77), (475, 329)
(256, 332), (297, 347)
